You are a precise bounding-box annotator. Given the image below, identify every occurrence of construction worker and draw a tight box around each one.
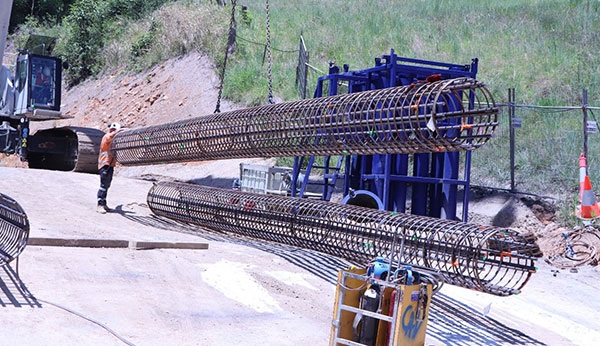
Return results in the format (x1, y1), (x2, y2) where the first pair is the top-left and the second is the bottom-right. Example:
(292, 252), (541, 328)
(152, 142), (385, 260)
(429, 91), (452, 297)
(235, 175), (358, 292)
(97, 122), (122, 213)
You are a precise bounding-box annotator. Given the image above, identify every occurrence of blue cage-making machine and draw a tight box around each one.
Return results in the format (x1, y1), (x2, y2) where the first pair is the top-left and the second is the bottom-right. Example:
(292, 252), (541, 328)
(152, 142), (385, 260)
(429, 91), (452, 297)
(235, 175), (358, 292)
(290, 49), (481, 222)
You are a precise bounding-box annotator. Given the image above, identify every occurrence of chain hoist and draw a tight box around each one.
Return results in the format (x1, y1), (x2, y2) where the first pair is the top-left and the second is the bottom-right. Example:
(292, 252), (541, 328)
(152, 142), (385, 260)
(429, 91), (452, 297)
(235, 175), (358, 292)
(265, 0), (274, 104)
(214, 0), (237, 113)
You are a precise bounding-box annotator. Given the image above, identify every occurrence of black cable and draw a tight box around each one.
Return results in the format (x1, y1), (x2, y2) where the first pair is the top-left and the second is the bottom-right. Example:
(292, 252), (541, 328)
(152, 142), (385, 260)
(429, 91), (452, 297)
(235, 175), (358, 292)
(236, 35), (298, 53)
(496, 103), (578, 114)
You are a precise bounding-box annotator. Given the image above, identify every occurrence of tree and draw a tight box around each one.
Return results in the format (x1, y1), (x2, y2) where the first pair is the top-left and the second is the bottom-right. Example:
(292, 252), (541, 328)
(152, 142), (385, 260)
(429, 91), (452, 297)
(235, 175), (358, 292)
(10, 0), (75, 31)
(58, 0), (170, 86)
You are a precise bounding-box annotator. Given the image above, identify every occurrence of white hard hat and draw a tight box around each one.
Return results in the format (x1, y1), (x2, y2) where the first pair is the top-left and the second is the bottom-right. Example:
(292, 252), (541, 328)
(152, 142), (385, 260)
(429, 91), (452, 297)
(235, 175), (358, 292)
(109, 122), (121, 131)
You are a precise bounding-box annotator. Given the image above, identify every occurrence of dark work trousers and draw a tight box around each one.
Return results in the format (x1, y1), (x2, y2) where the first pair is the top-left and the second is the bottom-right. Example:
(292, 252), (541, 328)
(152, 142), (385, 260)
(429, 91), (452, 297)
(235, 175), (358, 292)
(97, 165), (114, 206)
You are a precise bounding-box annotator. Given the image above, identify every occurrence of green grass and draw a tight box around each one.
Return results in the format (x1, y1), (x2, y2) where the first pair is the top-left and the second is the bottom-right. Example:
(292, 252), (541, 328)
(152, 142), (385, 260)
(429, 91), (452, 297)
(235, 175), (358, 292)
(102, 0), (600, 218)
(100, 1), (229, 73)
(227, 0), (599, 106)
(87, 0), (600, 106)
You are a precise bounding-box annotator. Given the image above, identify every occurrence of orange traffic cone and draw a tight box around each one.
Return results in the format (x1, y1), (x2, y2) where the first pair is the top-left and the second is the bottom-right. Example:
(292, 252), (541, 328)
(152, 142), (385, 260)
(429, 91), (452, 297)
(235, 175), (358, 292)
(579, 153), (587, 203)
(579, 175), (600, 220)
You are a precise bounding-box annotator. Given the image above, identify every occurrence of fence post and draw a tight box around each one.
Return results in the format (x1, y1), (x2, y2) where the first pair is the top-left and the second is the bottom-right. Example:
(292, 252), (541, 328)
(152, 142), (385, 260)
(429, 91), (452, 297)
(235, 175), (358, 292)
(509, 88), (516, 193)
(583, 88), (589, 175)
(296, 34), (309, 99)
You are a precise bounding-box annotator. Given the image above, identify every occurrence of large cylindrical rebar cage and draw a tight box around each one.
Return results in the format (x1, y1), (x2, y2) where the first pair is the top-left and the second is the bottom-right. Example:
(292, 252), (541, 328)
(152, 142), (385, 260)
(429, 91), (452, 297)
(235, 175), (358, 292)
(112, 77), (497, 165)
(0, 193), (30, 266)
(148, 182), (538, 296)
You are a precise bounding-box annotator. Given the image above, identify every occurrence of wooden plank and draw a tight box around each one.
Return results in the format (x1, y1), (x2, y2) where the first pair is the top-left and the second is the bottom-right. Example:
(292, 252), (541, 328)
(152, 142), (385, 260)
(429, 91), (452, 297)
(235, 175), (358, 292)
(28, 237), (209, 250)
(28, 237), (128, 248)
(130, 241), (209, 250)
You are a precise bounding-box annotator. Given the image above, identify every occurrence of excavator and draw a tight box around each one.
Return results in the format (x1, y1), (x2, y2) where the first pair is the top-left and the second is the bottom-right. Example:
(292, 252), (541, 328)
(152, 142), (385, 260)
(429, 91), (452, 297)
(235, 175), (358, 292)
(0, 1), (102, 173)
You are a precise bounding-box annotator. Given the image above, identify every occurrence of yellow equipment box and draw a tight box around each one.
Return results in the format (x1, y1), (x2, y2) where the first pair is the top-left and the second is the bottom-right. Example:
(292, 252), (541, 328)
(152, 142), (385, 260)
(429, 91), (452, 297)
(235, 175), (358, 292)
(330, 266), (433, 346)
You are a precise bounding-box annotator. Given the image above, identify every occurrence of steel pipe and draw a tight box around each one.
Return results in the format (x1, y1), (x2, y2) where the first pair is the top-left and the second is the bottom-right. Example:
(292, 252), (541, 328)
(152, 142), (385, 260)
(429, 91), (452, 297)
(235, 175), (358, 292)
(113, 77), (498, 165)
(147, 182), (538, 296)
(0, 193), (29, 266)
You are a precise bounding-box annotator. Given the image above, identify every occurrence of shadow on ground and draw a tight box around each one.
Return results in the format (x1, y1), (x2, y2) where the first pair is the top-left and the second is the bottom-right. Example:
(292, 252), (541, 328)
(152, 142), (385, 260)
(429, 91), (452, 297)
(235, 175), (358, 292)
(0, 263), (41, 308)
(120, 212), (546, 345)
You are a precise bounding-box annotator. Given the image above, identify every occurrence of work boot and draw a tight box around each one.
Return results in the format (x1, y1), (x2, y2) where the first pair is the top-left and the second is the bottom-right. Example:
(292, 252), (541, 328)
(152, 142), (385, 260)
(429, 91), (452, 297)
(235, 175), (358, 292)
(97, 205), (106, 214)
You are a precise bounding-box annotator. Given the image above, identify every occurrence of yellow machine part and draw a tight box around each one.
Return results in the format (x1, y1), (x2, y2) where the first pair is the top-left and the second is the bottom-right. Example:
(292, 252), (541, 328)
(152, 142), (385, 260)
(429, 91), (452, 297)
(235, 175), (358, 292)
(330, 266), (368, 342)
(386, 284), (432, 346)
(330, 268), (433, 346)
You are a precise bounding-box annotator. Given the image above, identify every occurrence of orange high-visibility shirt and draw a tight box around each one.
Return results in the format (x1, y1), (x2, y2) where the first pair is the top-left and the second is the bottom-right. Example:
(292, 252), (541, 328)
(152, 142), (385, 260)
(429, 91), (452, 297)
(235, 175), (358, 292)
(97, 131), (118, 169)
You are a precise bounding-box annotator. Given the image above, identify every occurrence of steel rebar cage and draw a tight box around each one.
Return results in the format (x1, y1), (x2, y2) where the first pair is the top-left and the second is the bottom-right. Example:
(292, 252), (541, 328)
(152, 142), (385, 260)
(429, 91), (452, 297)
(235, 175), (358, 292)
(0, 193), (29, 266)
(147, 182), (538, 297)
(112, 77), (498, 166)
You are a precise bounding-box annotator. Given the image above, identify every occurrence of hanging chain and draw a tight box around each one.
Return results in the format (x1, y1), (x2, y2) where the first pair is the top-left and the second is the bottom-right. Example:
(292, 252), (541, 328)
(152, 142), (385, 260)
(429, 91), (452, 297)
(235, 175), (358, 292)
(215, 0), (237, 113)
(265, 0), (274, 104)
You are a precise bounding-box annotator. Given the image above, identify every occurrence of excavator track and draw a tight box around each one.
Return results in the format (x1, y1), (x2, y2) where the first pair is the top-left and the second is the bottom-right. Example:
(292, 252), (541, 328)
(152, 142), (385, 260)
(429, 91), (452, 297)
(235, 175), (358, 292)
(69, 127), (105, 172)
(27, 126), (104, 173)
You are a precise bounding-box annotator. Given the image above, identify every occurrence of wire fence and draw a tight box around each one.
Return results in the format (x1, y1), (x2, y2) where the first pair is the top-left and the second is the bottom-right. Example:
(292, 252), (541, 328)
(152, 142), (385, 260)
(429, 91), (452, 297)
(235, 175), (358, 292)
(469, 92), (600, 201)
(295, 35), (308, 99)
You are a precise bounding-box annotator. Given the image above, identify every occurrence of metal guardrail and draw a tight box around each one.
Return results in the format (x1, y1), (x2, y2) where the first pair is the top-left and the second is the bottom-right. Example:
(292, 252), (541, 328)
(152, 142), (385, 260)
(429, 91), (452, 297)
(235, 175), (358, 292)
(147, 181), (538, 296)
(0, 193), (29, 266)
(112, 77), (498, 166)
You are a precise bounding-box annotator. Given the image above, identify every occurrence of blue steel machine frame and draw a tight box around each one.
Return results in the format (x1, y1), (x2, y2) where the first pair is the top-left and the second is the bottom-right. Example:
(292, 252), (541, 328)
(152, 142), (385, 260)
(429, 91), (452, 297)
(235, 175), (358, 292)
(290, 49), (479, 222)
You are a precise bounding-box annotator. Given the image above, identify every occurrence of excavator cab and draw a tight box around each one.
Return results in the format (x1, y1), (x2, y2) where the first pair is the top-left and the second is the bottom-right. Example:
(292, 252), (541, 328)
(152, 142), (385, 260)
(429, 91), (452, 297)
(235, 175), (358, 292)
(0, 35), (63, 156)
(13, 35), (62, 119)
(0, 8), (103, 172)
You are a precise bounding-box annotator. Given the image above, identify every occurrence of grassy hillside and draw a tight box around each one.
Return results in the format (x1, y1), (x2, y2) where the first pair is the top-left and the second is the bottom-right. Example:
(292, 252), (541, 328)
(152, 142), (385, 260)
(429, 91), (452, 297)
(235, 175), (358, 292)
(230, 0), (599, 105)
(94, 0), (600, 223)
(85, 0), (599, 106)
(199, 0), (599, 224)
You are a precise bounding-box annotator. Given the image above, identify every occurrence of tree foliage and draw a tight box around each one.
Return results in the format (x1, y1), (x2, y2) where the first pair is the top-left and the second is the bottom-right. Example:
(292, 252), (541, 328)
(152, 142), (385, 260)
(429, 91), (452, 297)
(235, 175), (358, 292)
(57, 1), (105, 86)
(10, 0), (75, 30)
(54, 0), (169, 86)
